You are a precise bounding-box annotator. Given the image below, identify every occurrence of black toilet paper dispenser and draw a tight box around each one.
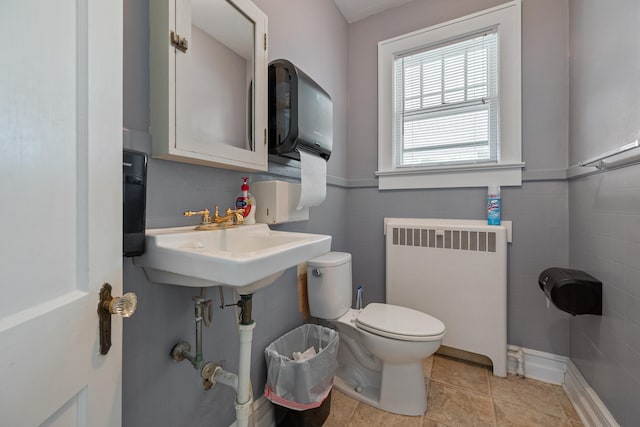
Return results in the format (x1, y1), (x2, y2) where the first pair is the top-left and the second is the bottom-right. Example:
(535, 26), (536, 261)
(538, 267), (602, 316)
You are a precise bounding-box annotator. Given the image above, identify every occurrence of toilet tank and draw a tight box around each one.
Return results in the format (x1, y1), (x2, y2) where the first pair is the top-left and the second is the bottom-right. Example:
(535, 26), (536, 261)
(307, 252), (352, 320)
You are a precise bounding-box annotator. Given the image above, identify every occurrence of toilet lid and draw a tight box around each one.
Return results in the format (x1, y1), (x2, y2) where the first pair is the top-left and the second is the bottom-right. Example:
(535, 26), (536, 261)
(355, 303), (445, 341)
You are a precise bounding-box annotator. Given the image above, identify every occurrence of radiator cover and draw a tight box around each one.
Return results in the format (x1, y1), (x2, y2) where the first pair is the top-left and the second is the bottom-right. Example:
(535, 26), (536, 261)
(385, 218), (511, 377)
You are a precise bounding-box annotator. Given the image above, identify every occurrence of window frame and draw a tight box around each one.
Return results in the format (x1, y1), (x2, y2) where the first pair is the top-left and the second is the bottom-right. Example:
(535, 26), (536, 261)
(377, 0), (523, 190)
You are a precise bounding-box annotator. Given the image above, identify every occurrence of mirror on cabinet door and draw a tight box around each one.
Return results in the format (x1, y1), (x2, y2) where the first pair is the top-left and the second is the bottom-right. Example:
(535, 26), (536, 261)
(150, 0), (268, 171)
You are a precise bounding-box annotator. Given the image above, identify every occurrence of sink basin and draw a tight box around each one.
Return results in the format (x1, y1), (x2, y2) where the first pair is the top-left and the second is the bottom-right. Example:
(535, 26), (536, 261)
(133, 224), (331, 294)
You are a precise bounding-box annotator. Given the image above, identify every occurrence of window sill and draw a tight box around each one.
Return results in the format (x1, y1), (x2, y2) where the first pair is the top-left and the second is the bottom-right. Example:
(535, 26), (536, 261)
(376, 162), (525, 189)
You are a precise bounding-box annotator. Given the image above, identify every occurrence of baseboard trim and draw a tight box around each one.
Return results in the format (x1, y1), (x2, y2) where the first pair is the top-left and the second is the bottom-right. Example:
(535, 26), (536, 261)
(229, 395), (276, 427)
(563, 360), (620, 427)
(507, 345), (567, 385)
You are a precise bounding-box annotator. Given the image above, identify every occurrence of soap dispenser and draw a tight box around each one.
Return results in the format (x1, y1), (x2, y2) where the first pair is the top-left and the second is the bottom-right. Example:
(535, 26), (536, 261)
(235, 177), (256, 224)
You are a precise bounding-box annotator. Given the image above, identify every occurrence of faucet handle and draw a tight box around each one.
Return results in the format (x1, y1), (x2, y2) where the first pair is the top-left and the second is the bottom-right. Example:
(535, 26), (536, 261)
(224, 207), (245, 225)
(232, 209), (245, 225)
(184, 209), (211, 224)
(226, 207), (244, 215)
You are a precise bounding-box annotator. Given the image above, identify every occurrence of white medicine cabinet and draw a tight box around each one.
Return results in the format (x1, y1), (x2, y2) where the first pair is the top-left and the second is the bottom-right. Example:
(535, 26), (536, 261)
(150, 0), (268, 171)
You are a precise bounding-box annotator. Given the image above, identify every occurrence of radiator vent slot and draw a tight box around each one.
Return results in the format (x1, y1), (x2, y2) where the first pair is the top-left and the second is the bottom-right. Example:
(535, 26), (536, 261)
(392, 227), (497, 252)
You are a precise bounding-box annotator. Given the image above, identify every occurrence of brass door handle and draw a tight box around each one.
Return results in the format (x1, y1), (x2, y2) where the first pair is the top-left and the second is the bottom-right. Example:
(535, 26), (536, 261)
(98, 283), (137, 355)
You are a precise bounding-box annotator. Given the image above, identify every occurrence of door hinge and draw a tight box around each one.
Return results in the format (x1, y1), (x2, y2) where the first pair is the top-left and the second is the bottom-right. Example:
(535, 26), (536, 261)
(264, 128), (267, 145)
(171, 30), (189, 53)
(264, 33), (267, 51)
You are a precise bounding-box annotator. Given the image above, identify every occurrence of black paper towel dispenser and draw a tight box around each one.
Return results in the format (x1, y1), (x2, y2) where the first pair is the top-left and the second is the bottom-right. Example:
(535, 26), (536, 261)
(268, 59), (332, 161)
(538, 267), (602, 316)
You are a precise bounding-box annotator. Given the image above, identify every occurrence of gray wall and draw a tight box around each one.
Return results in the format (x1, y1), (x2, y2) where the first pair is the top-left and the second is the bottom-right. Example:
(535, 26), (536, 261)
(123, 0), (640, 425)
(568, 0), (640, 425)
(345, 0), (571, 354)
(122, 1), (348, 426)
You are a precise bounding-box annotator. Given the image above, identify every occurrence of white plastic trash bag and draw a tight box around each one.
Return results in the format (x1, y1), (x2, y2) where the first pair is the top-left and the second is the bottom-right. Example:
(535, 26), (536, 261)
(264, 324), (338, 410)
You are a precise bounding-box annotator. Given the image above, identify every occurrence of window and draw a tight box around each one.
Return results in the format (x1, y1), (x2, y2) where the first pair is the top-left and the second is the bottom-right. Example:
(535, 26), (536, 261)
(378, 1), (522, 189)
(396, 31), (497, 167)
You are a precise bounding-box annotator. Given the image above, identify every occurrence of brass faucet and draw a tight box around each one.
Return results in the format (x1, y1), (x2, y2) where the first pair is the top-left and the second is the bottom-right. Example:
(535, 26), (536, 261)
(183, 206), (244, 230)
(212, 205), (245, 225)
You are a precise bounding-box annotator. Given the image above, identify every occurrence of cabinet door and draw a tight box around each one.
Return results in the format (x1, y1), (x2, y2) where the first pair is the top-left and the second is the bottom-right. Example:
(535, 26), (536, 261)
(151, 0), (268, 171)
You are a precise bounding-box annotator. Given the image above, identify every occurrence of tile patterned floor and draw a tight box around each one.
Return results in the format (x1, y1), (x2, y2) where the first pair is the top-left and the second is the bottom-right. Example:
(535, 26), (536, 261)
(322, 355), (584, 427)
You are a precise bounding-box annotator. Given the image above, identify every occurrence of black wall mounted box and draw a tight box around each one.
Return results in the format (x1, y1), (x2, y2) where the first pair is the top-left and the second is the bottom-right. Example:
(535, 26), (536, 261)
(123, 149), (147, 257)
(538, 267), (602, 316)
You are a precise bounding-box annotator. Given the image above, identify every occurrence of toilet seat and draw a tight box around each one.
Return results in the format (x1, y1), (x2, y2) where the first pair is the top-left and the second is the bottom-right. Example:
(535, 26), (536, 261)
(355, 303), (445, 342)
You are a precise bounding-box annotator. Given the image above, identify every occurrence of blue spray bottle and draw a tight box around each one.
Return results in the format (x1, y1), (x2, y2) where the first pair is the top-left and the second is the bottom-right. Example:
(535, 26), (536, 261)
(487, 185), (501, 225)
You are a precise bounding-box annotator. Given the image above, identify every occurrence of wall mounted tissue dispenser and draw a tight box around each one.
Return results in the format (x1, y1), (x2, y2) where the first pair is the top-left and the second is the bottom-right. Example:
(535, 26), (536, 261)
(538, 268), (602, 316)
(252, 180), (309, 224)
(268, 59), (332, 161)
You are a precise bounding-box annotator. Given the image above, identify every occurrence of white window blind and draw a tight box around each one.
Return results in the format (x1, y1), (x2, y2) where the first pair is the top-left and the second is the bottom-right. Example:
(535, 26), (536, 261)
(394, 30), (498, 168)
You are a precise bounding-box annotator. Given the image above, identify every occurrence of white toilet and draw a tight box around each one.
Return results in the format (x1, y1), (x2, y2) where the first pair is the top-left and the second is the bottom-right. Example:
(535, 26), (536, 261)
(307, 252), (445, 416)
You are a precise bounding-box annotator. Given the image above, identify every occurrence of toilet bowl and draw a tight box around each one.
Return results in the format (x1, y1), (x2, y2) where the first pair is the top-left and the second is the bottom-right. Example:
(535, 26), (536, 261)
(307, 252), (445, 416)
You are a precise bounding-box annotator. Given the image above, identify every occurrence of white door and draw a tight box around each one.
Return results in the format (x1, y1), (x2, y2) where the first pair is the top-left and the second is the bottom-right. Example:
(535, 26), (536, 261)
(0, 0), (123, 426)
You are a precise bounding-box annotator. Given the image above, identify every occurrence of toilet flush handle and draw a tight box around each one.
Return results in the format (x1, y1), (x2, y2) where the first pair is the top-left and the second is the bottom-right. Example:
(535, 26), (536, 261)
(312, 268), (322, 277)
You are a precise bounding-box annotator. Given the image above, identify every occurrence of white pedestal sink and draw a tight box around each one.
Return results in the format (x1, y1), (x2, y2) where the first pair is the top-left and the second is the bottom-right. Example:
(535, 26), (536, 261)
(133, 224), (331, 294)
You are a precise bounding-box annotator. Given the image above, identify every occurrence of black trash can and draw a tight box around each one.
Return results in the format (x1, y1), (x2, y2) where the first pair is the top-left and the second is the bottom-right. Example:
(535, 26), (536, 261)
(273, 389), (332, 427)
